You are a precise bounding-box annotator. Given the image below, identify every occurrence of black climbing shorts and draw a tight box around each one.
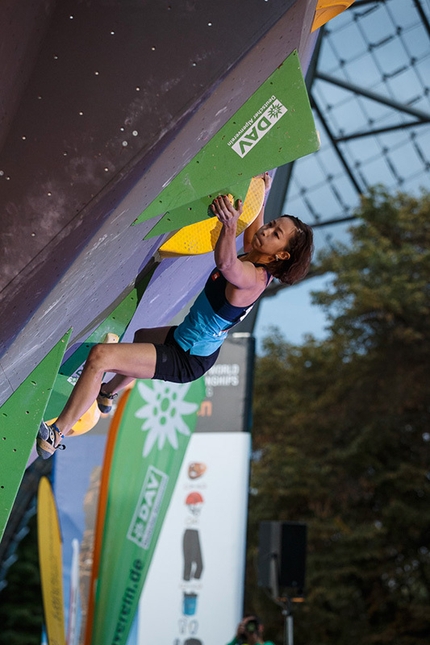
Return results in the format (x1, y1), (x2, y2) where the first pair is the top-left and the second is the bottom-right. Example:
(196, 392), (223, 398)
(153, 326), (220, 383)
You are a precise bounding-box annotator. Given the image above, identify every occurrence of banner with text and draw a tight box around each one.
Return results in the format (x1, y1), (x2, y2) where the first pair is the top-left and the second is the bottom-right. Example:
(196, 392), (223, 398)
(137, 334), (255, 645)
(138, 432), (251, 645)
(89, 378), (205, 645)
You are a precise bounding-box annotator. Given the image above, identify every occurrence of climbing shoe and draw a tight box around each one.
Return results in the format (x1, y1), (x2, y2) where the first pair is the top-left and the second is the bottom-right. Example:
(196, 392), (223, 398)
(36, 421), (66, 460)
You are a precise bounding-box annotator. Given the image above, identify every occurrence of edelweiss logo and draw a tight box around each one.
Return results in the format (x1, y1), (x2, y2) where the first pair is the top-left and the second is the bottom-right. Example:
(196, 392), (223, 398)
(229, 96), (288, 158)
(135, 381), (199, 457)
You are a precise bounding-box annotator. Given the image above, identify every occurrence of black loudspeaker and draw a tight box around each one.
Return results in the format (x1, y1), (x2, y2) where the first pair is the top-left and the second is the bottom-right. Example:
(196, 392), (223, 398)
(258, 521), (307, 593)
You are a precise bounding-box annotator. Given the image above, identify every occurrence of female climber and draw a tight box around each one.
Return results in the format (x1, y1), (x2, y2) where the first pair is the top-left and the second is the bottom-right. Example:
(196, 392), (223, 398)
(37, 173), (313, 459)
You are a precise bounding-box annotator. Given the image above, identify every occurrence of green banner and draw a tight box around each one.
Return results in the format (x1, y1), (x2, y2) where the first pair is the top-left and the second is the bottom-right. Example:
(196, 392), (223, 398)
(89, 378), (206, 645)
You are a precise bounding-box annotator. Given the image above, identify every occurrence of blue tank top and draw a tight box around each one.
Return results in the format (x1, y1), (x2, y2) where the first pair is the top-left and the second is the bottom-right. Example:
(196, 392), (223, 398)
(174, 263), (271, 356)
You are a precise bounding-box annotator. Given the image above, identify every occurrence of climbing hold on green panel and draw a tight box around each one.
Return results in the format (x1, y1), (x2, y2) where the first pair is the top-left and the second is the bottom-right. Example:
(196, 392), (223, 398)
(0, 330), (72, 541)
(144, 177), (252, 239)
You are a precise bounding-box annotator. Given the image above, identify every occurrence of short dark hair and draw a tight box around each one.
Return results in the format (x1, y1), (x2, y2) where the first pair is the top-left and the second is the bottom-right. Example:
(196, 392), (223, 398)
(266, 215), (314, 285)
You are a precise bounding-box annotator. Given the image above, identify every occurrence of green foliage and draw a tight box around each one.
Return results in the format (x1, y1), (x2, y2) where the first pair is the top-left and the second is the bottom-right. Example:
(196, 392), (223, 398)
(246, 189), (430, 644)
(0, 515), (44, 645)
(314, 187), (430, 351)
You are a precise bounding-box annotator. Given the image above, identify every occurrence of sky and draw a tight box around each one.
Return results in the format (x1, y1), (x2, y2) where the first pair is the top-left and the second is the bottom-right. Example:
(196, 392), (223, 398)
(252, 0), (430, 355)
(254, 274), (331, 353)
(253, 211), (352, 353)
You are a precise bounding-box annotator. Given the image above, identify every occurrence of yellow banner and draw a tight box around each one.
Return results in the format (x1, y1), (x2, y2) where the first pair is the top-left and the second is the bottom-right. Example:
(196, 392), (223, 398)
(37, 476), (66, 645)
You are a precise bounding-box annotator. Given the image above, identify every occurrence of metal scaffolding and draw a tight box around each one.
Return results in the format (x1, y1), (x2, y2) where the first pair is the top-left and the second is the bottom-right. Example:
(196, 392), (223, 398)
(271, 0), (430, 251)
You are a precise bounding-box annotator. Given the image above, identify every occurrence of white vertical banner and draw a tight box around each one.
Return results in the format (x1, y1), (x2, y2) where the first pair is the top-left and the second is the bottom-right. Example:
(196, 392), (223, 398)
(137, 431), (251, 645)
(66, 539), (80, 645)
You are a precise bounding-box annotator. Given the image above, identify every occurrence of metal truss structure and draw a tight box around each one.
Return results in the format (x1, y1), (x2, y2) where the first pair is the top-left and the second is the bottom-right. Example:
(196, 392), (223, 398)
(270, 0), (430, 252)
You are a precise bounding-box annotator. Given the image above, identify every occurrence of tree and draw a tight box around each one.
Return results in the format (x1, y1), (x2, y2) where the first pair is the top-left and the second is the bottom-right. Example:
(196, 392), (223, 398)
(245, 188), (430, 645)
(0, 515), (44, 645)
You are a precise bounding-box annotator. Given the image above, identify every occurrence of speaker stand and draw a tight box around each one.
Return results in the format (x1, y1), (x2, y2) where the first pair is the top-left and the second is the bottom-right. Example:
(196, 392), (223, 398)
(269, 555), (294, 645)
(281, 599), (294, 645)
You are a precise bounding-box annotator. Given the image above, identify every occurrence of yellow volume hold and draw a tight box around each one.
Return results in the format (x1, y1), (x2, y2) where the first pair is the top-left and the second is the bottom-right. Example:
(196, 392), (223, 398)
(158, 176), (265, 258)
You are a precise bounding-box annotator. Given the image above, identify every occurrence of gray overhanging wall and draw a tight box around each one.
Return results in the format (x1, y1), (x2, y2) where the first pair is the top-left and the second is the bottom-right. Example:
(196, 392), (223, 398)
(0, 0), (318, 405)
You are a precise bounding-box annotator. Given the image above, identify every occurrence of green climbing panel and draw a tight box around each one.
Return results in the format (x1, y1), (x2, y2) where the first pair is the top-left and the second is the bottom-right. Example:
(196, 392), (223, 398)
(145, 177), (252, 239)
(0, 330), (71, 541)
(45, 265), (156, 420)
(133, 50), (319, 232)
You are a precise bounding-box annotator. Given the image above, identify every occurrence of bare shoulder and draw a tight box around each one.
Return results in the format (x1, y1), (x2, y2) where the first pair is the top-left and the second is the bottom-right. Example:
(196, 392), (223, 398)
(225, 262), (271, 306)
(241, 259), (271, 282)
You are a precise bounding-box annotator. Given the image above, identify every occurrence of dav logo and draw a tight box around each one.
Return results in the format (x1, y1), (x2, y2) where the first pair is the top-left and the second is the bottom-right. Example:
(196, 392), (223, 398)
(229, 96), (288, 158)
(127, 466), (169, 549)
(67, 362), (85, 385)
